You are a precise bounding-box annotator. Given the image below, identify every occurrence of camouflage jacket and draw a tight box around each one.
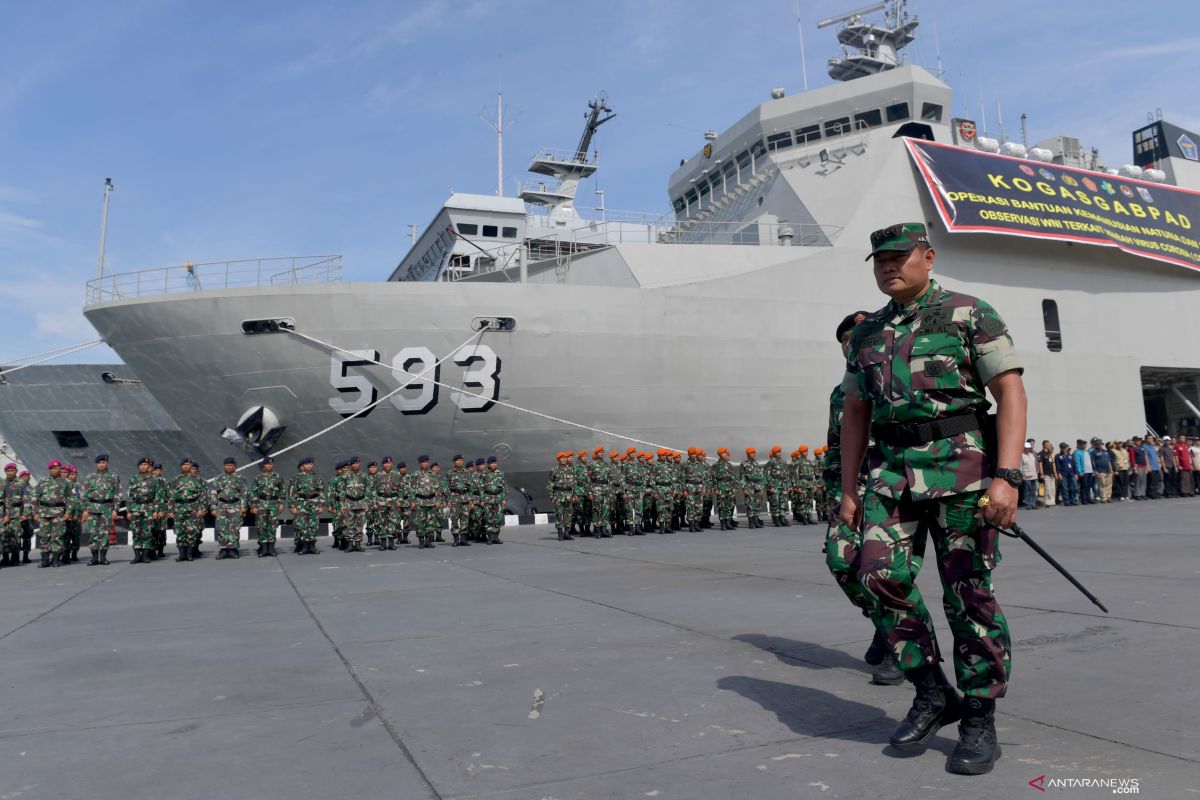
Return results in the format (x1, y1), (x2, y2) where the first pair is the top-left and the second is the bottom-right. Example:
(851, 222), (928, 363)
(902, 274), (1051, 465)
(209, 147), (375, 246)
(2, 477), (31, 520)
(341, 471), (370, 510)
(126, 474), (162, 516)
(81, 471), (121, 514)
(683, 460), (707, 490)
(446, 467), (474, 503)
(370, 470), (404, 509)
(327, 473), (346, 513)
(34, 476), (73, 518)
(169, 474), (209, 516)
(151, 476), (170, 517)
(408, 470), (444, 507)
(764, 456), (790, 491)
(842, 279), (1022, 500)
(710, 461), (738, 493)
(740, 460), (766, 492)
(210, 474), (246, 509)
(651, 461), (675, 491)
(249, 473), (286, 512)
(622, 460), (647, 491)
(479, 468), (507, 504)
(547, 465), (580, 499)
(288, 473), (326, 509)
(66, 478), (83, 517)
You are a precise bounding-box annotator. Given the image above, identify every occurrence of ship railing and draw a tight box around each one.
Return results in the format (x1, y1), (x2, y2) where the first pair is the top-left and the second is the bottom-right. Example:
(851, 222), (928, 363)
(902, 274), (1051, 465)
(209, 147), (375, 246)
(528, 147), (598, 167)
(84, 255), (343, 305)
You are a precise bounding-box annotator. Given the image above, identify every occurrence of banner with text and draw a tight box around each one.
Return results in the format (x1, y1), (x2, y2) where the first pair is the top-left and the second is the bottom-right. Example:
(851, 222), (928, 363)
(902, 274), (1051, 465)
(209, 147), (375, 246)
(904, 138), (1200, 273)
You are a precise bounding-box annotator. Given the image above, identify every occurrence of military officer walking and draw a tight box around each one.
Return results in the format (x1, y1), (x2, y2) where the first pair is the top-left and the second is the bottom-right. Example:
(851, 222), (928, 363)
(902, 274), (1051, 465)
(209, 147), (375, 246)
(839, 223), (1025, 774)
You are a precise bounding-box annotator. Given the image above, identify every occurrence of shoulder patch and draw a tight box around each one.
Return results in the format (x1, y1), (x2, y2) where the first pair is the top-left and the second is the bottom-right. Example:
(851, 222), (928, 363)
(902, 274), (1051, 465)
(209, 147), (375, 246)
(977, 315), (1006, 338)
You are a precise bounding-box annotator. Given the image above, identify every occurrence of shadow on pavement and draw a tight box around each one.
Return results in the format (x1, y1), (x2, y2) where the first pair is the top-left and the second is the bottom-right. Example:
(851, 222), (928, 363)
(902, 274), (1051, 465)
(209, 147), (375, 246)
(732, 633), (872, 675)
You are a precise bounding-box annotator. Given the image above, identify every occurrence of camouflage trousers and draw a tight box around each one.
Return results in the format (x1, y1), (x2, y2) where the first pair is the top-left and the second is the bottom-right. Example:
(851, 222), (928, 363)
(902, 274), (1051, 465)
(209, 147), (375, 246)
(292, 507), (320, 543)
(552, 495), (575, 529)
(824, 520), (879, 618)
(0, 518), (20, 552)
(214, 506), (242, 548)
(624, 490), (643, 527)
(255, 503), (282, 543)
(83, 511), (113, 549)
(343, 507), (367, 545)
(413, 505), (442, 541)
(127, 512), (155, 550)
(743, 489), (764, 517)
(482, 501), (504, 535)
(152, 521), (167, 552)
(64, 519), (81, 551)
(174, 512), (205, 548)
(859, 489), (1010, 699)
(449, 501), (472, 537)
(684, 488), (704, 523)
(713, 489), (737, 521)
(374, 504), (399, 541)
(37, 514), (66, 554)
(766, 489), (788, 519)
(590, 489), (612, 528)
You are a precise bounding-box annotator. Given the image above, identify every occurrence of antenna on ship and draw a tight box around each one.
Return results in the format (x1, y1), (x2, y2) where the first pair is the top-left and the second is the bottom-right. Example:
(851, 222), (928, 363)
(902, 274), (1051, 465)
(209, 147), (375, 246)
(481, 91), (520, 197)
(574, 92), (616, 162)
(96, 177), (113, 282)
(818, 0), (918, 82)
(795, 0), (809, 91)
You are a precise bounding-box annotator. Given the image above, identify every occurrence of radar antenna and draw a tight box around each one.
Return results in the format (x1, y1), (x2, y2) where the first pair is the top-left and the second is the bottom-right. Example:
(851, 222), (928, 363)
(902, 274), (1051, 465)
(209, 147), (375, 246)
(574, 92), (616, 162)
(818, 0), (918, 82)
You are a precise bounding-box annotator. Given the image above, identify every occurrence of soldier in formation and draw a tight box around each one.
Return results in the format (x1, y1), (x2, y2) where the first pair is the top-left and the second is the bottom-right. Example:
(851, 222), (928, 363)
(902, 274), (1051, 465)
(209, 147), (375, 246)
(170, 458), (209, 561)
(409, 455), (444, 548)
(740, 448), (766, 528)
(288, 456), (325, 554)
(249, 457), (284, 557)
(211, 457), (246, 559)
(479, 456), (507, 544)
(125, 457), (162, 564)
(80, 454), (121, 565)
(1, 463), (30, 567)
(32, 460), (71, 567)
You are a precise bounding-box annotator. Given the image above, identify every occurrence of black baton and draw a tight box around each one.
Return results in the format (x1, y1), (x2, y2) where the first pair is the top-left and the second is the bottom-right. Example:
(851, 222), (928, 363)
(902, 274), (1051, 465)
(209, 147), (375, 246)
(1000, 522), (1109, 614)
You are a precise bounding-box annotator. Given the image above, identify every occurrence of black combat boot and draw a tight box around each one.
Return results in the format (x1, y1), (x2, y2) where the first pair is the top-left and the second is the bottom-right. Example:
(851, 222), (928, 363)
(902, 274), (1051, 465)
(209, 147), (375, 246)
(216, 548), (227, 560)
(256, 543), (264, 557)
(157, 546), (166, 559)
(947, 697), (1000, 775)
(50, 552), (62, 567)
(192, 545), (202, 558)
(889, 664), (961, 751)
(38, 551), (51, 568)
(864, 629), (889, 666)
(231, 547), (240, 558)
(435, 531), (445, 542)
(89, 550), (101, 566)
(176, 548), (188, 562)
(730, 519), (739, 528)
(22, 547), (31, 563)
(72, 547), (81, 562)
(871, 652), (905, 685)
(132, 549), (144, 564)
(779, 515), (790, 526)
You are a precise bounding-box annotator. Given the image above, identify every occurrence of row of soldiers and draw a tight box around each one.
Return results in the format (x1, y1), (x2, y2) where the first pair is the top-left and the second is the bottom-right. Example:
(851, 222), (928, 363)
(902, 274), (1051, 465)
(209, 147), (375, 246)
(545, 444), (831, 540)
(0, 451), (513, 567)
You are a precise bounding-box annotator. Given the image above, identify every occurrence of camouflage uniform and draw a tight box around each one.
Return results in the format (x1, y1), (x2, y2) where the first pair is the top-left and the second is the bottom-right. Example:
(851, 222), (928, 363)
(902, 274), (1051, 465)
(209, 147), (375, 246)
(150, 466), (169, 557)
(370, 462), (403, 550)
(739, 453), (766, 527)
(409, 464), (444, 548)
(843, 278), (1020, 699)
(249, 467), (285, 554)
(763, 450), (791, 527)
(364, 465), (381, 545)
(80, 465), (121, 559)
(395, 467), (413, 544)
(327, 467), (347, 551)
(648, 455), (675, 534)
(63, 471), (83, 561)
(340, 469), (370, 551)
(682, 452), (707, 531)
(446, 463), (475, 546)
(1, 471), (31, 564)
(34, 471), (72, 566)
(287, 466), (326, 554)
(210, 468), (246, 557)
(788, 451), (808, 523)
(710, 454), (738, 528)
(126, 467), (161, 563)
(587, 452), (614, 537)
(621, 454), (646, 534)
(571, 455), (592, 535)
(468, 462), (487, 542)
(479, 462), (507, 543)
(547, 457), (579, 540)
(169, 469), (209, 561)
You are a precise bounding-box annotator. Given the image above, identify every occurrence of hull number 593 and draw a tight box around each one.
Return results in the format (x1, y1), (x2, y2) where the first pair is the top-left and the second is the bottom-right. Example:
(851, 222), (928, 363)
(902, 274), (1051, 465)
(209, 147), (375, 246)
(328, 344), (501, 418)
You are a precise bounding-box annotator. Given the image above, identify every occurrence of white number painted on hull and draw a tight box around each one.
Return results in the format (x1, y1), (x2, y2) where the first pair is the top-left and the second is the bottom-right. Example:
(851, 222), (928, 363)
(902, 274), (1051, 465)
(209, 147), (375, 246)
(326, 345), (502, 417)
(329, 349), (380, 418)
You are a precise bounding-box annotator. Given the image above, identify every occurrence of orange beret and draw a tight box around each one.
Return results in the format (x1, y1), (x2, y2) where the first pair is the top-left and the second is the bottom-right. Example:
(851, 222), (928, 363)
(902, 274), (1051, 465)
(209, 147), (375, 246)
(609, 450), (619, 457)
(799, 445), (809, 452)
(594, 446), (605, 453)
(770, 445), (782, 454)
(746, 447), (756, 454)
(578, 450), (588, 457)
(626, 446), (636, 454)
(717, 447), (728, 455)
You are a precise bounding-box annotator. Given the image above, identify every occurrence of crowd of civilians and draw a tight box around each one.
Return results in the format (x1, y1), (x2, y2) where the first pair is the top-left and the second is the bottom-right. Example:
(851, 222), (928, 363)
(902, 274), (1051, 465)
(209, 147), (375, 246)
(1017, 435), (1200, 508)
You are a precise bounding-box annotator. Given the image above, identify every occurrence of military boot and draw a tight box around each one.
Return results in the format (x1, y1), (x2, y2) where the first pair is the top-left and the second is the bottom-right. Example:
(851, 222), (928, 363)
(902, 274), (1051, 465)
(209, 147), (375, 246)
(256, 543), (264, 557)
(156, 546), (166, 558)
(132, 549), (144, 564)
(89, 549), (101, 566)
(216, 548), (227, 560)
(50, 552), (62, 567)
(947, 697), (1000, 775)
(889, 664), (961, 752)
(871, 652), (904, 685)
(452, 534), (461, 547)
(864, 629), (889, 666)
(38, 551), (51, 568)
(779, 515), (790, 526)
(556, 528), (565, 541)
(72, 547), (81, 562)
(176, 548), (188, 562)
(435, 531), (445, 542)
(231, 547), (240, 558)
(730, 518), (740, 528)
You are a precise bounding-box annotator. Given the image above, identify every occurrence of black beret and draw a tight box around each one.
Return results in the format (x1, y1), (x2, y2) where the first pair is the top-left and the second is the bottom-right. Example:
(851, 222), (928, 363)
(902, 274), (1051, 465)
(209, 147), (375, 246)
(137, 457), (152, 466)
(396, 461), (406, 469)
(417, 455), (429, 462)
(475, 458), (486, 466)
(836, 311), (870, 343)
(349, 456), (360, 464)
(180, 457), (192, 466)
(298, 456), (314, 467)
(95, 453), (109, 463)
(381, 456), (392, 464)
(154, 463), (162, 470)
(487, 455), (498, 464)
(367, 461), (377, 468)
(261, 457), (273, 466)
(223, 457), (237, 465)
(452, 454), (463, 461)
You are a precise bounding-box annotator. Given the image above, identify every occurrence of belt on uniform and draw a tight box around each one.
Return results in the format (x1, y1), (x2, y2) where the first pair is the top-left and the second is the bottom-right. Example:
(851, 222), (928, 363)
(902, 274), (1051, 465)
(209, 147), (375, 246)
(591, 480), (607, 485)
(416, 493), (434, 500)
(218, 496), (240, 503)
(299, 493), (320, 500)
(88, 499), (114, 504)
(686, 480), (703, 485)
(39, 501), (65, 507)
(451, 489), (468, 494)
(553, 485), (573, 491)
(871, 410), (993, 448)
(485, 489), (503, 495)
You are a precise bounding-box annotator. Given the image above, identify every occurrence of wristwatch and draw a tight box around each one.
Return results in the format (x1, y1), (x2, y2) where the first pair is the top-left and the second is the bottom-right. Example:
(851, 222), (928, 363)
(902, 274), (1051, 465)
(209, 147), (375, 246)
(993, 468), (1023, 488)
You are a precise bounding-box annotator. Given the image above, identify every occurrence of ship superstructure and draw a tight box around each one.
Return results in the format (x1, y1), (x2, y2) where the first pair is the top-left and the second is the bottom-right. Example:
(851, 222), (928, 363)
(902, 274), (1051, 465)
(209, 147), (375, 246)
(80, 2), (1200, 505)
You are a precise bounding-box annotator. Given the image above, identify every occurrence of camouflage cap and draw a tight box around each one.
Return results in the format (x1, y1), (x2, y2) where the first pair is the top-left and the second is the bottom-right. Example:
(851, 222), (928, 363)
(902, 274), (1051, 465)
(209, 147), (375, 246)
(864, 222), (930, 261)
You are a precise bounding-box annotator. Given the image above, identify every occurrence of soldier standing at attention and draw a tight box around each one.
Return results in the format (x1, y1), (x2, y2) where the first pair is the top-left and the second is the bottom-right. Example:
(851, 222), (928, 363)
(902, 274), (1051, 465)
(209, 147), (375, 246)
(150, 462), (168, 559)
(364, 461), (380, 546)
(682, 448), (706, 532)
(740, 448), (766, 528)
(124, 458), (159, 565)
(548, 452), (579, 540)
(466, 459), (485, 542)
(839, 223), (1025, 775)
(288, 457), (325, 555)
(409, 456), (443, 548)
(18, 470), (35, 562)
(709, 448), (737, 529)
(370, 456), (401, 551)
(33, 461), (71, 567)
(62, 465), (83, 562)
(1, 463), (31, 567)
(764, 446), (791, 527)
(80, 454), (120, 566)
(170, 458), (208, 562)
(328, 460), (347, 551)
(480, 456), (507, 544)
(607, 450), (626, 534)
(447, 455), (474, 547)
(249, 457), (284, 557)
(211, 457), (246, 559)
(341, 457), (370, 552)
(394, 461), (413, 544)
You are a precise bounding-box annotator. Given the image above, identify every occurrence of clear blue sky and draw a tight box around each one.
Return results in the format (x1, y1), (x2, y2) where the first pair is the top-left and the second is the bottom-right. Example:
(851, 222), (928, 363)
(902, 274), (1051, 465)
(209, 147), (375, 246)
(3, 0), (1196, 364)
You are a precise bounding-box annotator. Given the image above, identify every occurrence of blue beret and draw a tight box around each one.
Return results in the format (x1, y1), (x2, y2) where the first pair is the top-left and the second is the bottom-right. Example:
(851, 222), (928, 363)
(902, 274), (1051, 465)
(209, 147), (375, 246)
(396, 461), (406, 469)
(367, 461), (377, 468)
(417, 455), (429, 462)
(223, 457), (237, 465)
(298, 456), (314, 468)
(452, 454), (463, 461)
(180, 457), (192, 466)
(154, 463), (162, 470)
(349, 456), (360, 464)
(487, 455), (498, 464)
(95, 453), (109, 463)
(475, 458), (486, 466)
(137, 457), (152, 466)
(431, 462), (439, 468)
(381, 456), (392, 464)
(261, 457), (273, 466)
